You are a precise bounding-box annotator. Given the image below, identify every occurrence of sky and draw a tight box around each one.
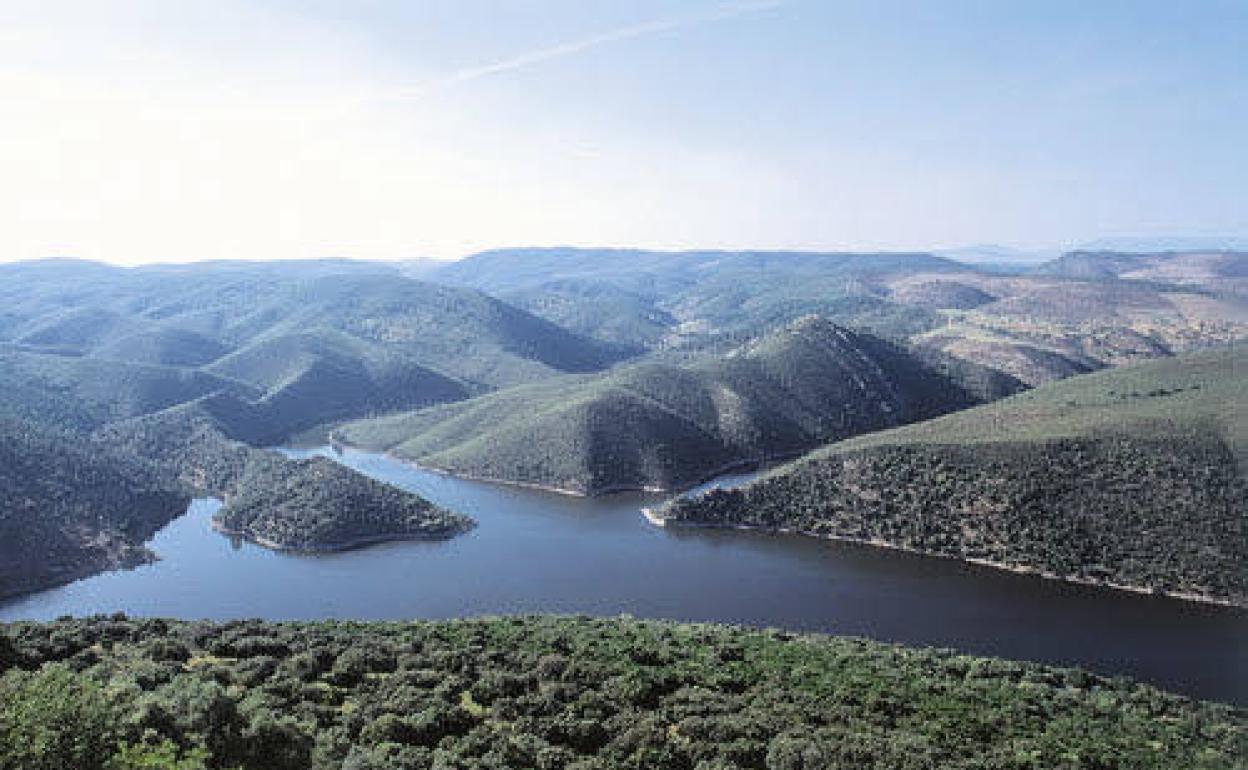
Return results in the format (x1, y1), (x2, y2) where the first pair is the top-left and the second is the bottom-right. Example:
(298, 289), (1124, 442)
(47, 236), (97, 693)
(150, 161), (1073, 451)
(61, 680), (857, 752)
(1, 0), (1245, 264)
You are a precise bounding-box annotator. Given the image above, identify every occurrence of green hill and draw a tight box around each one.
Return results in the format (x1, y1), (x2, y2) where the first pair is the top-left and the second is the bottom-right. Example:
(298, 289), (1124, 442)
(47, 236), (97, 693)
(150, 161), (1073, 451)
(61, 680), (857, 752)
(437, 248), (959, 344)
(0, 349), (258, 428)
(0, 260), (630, 438)
(98, 402), (473, 553)
(0, 419), (188, 600)
(0, 616), (1243, 770)
(339, 317), (1019, 494)
(654, 346), (1247, 605)
(1035, 249), (1248, 289)
(205, 329), (471, 441)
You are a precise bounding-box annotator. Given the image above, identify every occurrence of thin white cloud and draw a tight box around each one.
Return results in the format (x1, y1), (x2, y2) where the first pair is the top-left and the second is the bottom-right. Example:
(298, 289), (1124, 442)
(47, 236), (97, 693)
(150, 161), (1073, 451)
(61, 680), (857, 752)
(391, 0), (784, 100)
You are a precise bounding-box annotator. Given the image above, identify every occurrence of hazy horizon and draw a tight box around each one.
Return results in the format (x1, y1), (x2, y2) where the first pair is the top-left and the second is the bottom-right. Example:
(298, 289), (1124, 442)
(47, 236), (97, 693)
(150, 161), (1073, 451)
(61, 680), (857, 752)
(3, 0), (1245, 265)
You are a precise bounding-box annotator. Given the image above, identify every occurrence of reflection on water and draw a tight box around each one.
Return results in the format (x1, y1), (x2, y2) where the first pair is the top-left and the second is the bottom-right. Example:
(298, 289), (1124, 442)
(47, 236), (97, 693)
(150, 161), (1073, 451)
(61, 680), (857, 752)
(2, 445), (1244, 704)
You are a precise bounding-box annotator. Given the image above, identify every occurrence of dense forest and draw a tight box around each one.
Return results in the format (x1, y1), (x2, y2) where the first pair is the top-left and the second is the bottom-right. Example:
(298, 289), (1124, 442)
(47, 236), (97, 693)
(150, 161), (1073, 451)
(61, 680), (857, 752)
(655, 347), (1247, 605)
(338, 317), (1020, 495)
(0, 419), (188, 600)
(100, 404), (472, 552)
(1, 615), (1243, 770)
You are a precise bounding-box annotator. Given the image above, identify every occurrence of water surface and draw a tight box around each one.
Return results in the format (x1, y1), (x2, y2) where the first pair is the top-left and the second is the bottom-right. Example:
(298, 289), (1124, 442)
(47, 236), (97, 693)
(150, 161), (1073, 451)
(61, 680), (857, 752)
(2, 446), (1244, 704)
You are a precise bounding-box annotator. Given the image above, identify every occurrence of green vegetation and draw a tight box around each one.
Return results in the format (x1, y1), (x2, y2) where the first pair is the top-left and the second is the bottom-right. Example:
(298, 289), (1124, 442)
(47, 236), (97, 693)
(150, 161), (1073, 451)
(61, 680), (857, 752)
(0, 418), (188, 600)
(1, 615), (1243, 769)
(0, 260), (628, 441)
(339, 317), (1019, 494)
(216, 455), (471, 550)
(655, 347), (1247, 605)
(100, 404), (472, 552)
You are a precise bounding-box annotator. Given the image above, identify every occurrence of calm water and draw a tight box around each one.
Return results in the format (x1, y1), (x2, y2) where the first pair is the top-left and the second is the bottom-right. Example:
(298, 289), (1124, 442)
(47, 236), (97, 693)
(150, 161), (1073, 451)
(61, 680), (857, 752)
(2, 445), (1244, 704)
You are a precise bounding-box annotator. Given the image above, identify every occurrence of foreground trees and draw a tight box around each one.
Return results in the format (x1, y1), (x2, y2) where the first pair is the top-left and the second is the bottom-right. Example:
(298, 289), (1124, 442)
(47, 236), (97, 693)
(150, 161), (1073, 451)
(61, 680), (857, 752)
(0, 616), (1243, 769)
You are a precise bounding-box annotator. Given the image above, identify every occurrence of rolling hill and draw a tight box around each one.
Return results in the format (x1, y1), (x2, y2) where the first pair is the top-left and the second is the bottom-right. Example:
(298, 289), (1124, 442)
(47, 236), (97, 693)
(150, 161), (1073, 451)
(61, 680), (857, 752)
(97, 400), (473, 553)
(436, 247), (1248, 384)
(338, 316), (1020, 494)
(653, 346), (1247, 605)
(0, 259), (630, 440)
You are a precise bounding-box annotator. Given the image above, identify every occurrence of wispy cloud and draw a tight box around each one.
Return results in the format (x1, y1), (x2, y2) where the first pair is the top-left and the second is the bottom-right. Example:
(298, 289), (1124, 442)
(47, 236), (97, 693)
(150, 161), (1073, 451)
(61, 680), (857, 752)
(390, 0), (784, 100)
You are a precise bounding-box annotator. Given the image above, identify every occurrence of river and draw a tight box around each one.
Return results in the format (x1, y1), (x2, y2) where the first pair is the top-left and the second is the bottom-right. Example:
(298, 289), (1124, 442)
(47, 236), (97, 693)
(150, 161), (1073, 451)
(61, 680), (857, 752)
(1, 445), (1244, 704)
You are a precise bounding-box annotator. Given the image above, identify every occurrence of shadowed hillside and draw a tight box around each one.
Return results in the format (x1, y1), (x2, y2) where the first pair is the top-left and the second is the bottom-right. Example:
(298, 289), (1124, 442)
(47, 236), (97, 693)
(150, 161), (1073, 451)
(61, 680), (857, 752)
(0, 419), (188, 599)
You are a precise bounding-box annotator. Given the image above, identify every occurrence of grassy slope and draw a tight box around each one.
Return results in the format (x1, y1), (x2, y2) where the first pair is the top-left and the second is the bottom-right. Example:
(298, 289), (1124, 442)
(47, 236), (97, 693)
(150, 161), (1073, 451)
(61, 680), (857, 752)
(339, 317), (1010, 494)
(0, 616), (1243, 770)
(658, 346), (1247, 604)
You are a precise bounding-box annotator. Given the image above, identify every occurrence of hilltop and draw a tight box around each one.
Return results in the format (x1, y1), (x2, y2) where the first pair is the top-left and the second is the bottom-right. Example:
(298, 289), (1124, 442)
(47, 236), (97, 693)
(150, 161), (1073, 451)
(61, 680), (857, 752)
(338, 317), (1019, 495)
(0, 260), (628, 441)
(654, 346), (1247, 605)
(437, 247), (1248, 384)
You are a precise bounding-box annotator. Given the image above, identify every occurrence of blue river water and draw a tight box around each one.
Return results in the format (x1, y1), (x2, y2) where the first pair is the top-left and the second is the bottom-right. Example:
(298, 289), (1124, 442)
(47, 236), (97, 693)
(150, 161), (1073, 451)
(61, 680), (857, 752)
(2, 445), (1244, 704)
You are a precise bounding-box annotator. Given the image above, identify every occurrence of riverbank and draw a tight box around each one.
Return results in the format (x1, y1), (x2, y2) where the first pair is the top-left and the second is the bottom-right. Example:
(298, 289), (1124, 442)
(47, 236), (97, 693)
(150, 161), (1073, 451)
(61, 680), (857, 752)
(209, 517), (474, 554)
(329, 432), (794, 498)
(640, 508), (1245, 609)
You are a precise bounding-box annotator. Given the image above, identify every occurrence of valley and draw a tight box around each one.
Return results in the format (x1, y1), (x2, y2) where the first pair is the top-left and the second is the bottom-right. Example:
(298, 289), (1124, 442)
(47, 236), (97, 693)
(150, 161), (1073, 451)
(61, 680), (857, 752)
(1, 248), (1245, 768)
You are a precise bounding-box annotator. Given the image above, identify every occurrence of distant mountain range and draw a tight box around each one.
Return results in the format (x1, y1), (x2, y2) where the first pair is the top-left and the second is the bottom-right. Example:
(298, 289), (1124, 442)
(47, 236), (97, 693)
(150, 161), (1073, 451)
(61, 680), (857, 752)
(432, 246), (1248, 385)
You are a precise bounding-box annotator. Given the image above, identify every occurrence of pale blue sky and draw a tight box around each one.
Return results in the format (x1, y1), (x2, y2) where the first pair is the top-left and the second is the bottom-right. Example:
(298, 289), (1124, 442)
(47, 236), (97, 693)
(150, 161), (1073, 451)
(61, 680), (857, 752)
(1, 0), (1244, 263)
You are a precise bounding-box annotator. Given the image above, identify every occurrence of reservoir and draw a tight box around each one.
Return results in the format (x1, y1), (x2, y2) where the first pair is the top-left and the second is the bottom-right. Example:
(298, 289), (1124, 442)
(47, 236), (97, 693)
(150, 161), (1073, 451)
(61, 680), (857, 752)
(2, 445), (1244, 704)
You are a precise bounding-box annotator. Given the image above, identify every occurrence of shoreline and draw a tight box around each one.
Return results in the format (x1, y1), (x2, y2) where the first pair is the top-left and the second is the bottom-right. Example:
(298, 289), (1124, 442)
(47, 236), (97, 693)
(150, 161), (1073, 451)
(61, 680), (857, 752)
(329, 433), (796, 499)
(640, 509), (1244, 610)
(209, 518), (474, 554)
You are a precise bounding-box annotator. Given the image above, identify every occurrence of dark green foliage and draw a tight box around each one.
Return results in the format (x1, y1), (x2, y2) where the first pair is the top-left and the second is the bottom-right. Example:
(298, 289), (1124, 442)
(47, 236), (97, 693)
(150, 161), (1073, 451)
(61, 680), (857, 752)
(657, 347), (1248, 604)
(0, 418), (189, 600)
(340, 317), (1018, 495)
(0, 664), (119, 770)
(100, 404), (472, 552)
(0, 616), (1243, 769)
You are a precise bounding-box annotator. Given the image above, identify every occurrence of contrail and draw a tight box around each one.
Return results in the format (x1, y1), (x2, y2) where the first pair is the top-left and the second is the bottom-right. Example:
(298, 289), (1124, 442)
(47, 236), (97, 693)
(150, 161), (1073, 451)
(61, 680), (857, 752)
(389, 0), (784, 100)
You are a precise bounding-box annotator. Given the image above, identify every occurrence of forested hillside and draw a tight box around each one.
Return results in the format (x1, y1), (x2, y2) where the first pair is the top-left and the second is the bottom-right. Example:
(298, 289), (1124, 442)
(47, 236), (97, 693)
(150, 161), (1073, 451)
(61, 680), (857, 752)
(339, 317), (1020, 494)
(0, 616), (1242, 770)
(0, 419), (188, 599)
(0, 260), (628, 441)
(654, 347), (1247, 605)
(99, 403), (472, 552)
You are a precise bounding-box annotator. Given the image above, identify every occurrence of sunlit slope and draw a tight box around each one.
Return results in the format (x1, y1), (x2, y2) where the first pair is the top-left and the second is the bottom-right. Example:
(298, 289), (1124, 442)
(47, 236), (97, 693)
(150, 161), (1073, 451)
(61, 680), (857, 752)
(0, 616), (1242, 769)
(438, 247), (1248, 383)
(339, 317), (1011, 494)
(658, 346), (1247, 604)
